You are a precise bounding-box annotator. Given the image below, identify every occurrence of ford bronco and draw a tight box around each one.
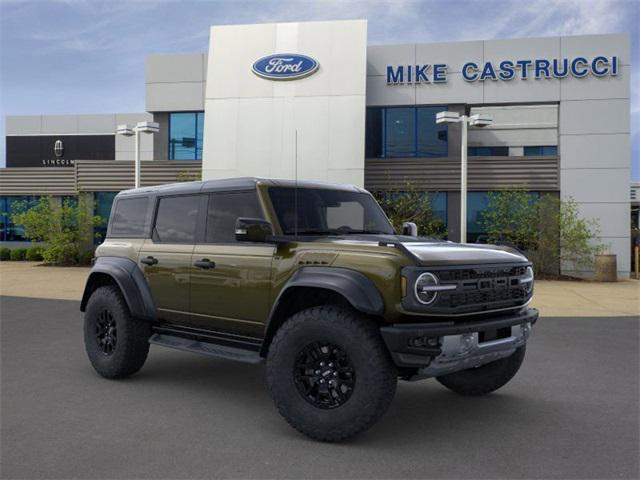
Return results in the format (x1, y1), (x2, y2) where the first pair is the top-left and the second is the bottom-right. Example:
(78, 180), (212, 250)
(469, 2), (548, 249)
(81, 177), (537, 441)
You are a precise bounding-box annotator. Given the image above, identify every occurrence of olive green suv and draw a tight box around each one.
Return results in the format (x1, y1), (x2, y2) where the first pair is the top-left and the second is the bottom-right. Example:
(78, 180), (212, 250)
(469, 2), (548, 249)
(81, 177), (537, 441)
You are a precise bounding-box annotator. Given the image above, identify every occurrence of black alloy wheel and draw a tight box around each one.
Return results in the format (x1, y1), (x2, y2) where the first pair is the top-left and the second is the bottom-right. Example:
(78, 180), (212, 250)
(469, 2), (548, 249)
(293, 342), (356, 409)
(95, 309), (117, 356)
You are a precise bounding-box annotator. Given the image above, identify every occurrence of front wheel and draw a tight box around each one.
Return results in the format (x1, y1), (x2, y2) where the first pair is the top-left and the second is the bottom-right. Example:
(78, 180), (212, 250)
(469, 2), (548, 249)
(266, 305), (397, 442)
(436, 346), (526, 396)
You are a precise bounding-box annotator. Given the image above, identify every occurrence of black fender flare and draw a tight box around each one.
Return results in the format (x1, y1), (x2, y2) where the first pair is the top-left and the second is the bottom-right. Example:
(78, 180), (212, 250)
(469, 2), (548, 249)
(80, 256), (157, 321)
(261, 267), (384, 354)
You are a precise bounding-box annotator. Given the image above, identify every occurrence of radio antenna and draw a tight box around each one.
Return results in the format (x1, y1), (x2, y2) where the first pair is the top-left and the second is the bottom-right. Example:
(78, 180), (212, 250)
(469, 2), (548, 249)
(294, 129), (299, 238)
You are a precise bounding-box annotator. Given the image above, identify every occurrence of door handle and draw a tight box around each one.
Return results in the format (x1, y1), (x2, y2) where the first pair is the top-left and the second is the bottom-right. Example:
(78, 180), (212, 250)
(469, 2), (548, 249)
(194, 259), (216, 269)
(141, 256), (158, 266)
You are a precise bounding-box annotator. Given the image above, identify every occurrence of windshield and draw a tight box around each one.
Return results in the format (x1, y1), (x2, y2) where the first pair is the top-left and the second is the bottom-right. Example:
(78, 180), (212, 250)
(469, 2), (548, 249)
(268, 187), (395, 236)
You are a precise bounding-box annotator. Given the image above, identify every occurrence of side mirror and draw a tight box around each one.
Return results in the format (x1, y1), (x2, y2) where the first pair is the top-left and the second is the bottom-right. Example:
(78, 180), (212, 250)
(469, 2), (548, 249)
(235, 217), (273, 243)
(402, 221), (418, 237)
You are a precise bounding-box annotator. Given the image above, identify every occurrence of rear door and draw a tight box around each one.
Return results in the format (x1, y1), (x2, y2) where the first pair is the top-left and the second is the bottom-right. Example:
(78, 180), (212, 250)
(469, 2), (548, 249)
(138, 194), (205, 324)
(189, 190), (275, 335)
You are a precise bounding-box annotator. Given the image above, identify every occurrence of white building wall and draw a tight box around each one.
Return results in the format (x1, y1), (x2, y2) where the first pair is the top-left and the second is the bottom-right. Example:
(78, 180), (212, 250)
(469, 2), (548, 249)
(202, 20), (367, 186)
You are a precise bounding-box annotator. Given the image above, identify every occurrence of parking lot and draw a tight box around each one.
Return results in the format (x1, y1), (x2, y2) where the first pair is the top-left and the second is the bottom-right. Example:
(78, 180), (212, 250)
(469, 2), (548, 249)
(1, 295), (638, 479)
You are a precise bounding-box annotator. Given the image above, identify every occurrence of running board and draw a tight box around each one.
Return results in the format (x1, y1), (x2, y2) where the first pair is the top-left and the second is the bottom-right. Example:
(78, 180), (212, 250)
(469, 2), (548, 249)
(149, 333), (264, 364)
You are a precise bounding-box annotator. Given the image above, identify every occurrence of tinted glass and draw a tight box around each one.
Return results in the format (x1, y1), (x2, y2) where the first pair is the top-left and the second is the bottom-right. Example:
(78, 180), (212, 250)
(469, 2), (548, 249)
(524, 145), (558, 156)
(205, 191), (264, 243)
(0, 196), (40, 242)
(154, 195), (200, 243)
(94, 192), (118, 243)
(385, 108), (415, 157)
(110, 197), (149, 237)
(365, 108), (383, 158)
(169, 112), (204, 160)
(468, 146), (509, 156)
(416, 107), (448, 157)
(268, 187), (394, 235)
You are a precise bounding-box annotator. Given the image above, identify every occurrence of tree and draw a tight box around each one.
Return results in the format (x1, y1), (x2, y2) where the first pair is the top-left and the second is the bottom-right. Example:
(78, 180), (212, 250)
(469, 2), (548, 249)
(480, 189), (604, 276)
(11, 196), (104, 265)
(372, 183), (446, 238)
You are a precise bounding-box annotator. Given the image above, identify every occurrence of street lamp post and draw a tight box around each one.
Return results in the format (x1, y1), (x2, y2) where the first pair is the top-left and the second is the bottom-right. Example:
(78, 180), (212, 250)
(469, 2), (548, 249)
(116, 121), (159, 188)
(436, 111), (492, 243)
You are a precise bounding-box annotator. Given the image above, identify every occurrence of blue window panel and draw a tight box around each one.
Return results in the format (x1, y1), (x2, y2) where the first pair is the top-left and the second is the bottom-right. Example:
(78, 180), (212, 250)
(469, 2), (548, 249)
(417, 107), (448, 158)
(430, 191), (448, 226)
(94, 192), (118, 244)
(0, 196), (40, 242)
(169, 112), (204, 160)
(524, 145), (558, 156)
(468, 146), (509, 156)
(385, 108), (415, 157)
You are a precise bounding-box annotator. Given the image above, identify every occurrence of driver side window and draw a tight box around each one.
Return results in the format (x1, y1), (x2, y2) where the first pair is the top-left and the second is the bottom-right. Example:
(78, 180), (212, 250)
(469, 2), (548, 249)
(205, 191), (264, 243)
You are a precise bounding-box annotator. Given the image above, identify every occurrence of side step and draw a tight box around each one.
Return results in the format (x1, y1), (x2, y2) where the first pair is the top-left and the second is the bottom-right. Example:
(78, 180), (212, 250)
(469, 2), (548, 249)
(149, 333), (264, 364)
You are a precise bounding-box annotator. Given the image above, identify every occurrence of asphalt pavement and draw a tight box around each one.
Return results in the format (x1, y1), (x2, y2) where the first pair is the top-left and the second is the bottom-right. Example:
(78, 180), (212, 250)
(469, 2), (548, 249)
(1, 296), (638, 479)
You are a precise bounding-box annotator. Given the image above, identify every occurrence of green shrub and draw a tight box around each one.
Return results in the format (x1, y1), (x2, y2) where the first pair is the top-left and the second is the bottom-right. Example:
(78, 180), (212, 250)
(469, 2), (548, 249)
(9, 248), (27, 261)
(10, 196), (103, 265)
(480, 189), (604, 276)
(79, 249), (95, 265)
(25, 246), (44, 261)
(0, 247), (11, 261)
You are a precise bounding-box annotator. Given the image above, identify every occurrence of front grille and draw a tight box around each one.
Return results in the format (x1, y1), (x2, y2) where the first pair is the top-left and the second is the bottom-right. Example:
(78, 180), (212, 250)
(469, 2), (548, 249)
(434, 264), (530, 312)
(402, 263), (532, 315)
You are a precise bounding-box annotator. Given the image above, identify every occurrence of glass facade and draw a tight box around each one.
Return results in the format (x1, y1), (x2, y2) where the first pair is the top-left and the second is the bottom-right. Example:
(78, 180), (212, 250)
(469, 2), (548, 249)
(467, 191), (540, 243)
(169, 112), (204, 160)
(365, 106), (448, 158)
(94, 192), (118, 243)
(468, 146), (509, 156)
(0, 196), (39, 242)
(524, 145), (558, 156)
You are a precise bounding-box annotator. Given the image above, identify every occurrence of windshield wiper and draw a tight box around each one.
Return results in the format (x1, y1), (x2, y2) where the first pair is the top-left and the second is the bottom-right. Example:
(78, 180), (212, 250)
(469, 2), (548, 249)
(339, 229), (391, 235)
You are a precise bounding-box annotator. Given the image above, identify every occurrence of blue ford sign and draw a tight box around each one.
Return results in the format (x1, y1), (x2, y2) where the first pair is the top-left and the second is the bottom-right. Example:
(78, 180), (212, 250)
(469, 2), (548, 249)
(252, 53), (319, 80)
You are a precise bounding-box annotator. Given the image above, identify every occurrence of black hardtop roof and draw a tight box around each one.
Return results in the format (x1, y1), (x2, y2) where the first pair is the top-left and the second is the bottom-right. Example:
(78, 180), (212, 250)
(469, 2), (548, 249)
(116, 177), (367, 198)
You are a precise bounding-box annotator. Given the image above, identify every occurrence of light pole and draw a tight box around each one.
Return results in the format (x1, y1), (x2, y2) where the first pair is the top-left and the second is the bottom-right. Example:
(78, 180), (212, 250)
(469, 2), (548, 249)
(116, 121), (159, 188)
(436, 111), (492, 243)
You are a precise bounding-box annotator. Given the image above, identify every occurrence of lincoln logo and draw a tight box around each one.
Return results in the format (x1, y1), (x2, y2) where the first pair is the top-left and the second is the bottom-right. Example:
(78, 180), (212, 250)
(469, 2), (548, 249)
(54, 139), (64, 158)
(252, 53), (319, 80)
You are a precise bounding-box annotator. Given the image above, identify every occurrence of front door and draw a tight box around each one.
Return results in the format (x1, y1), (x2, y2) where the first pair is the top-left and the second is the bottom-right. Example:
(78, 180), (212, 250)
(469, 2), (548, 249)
(189, 190), (274, 336)
(138, 194), (204, 324)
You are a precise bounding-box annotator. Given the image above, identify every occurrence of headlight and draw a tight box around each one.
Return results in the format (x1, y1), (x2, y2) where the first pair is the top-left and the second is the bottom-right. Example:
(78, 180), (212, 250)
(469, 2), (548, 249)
(414, 272), (442, 305)
(521, 266), (534, 294)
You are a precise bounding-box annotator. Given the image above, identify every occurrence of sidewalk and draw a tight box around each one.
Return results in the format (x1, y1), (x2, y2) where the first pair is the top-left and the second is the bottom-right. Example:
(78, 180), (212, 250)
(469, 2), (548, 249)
(0, 261), (638, 317)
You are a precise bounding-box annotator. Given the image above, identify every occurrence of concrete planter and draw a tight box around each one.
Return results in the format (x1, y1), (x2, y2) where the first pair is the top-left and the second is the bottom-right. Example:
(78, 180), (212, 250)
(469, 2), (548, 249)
(594, 254), (617, 282)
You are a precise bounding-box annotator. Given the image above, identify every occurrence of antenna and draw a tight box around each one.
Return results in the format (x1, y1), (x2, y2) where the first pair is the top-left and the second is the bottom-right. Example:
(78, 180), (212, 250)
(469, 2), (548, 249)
(294, 129), (299, 238)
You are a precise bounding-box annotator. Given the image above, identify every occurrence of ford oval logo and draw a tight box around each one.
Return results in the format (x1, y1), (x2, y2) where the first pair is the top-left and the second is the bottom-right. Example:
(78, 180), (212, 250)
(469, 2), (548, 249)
(252, 53), (319, 80)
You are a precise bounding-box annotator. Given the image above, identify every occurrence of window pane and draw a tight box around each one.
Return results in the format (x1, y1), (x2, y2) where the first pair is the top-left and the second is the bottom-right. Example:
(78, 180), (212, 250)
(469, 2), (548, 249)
(417, 107), (448, 157)
(94, 192), (118, 243)
(268, 187), (394, 235)
(365, 108), (383, 158)
(205, 191), (264, 243)
(523, 146), (542, 156)
(541, 145), (558, 156)
(155, 195), (200, 243)
(430, 192), (448, 226)
(385, 108), (415, 157)
(196, 112), (205, 160)
(110, 197), (149, 237)
(467, 192), (490, 243)
(169, 113), (197, 160)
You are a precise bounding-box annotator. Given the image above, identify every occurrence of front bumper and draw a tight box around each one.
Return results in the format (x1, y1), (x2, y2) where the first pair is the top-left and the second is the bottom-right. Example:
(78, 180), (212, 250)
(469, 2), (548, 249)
(380, 307), (538, 379)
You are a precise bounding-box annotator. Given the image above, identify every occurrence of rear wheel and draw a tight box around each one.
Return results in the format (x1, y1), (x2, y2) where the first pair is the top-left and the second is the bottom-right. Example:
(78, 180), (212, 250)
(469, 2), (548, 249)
(83, 286), (150, 379)
(266, 305), (397, 442)
(436, 346), (526, 396)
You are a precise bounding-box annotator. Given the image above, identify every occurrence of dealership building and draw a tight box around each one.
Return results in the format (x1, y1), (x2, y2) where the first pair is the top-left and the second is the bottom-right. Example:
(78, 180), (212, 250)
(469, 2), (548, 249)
(0, 20), (633, 276)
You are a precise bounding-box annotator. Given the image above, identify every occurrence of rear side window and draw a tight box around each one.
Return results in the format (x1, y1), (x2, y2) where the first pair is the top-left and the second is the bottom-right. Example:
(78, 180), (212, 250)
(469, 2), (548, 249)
(109, 197), (149, 237)
(205, 191), (264, 243)
(154, 195), (200, 244)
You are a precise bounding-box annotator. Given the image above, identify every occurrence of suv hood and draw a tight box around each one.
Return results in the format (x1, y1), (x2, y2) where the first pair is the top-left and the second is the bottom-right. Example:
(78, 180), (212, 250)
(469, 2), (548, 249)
(400, 241), (528, 266)
(309, 234), (528, 266)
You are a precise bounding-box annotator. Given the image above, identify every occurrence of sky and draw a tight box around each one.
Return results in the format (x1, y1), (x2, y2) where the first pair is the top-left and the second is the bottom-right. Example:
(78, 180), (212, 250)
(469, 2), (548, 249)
(1, 0), (638, 179)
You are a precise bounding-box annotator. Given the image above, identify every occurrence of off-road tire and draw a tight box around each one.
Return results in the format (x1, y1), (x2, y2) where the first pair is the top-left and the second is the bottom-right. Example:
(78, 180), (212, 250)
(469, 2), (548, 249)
(436, 345), (526, 396)
(84, 285), (151, 379)
(266, 305), (397, 442)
